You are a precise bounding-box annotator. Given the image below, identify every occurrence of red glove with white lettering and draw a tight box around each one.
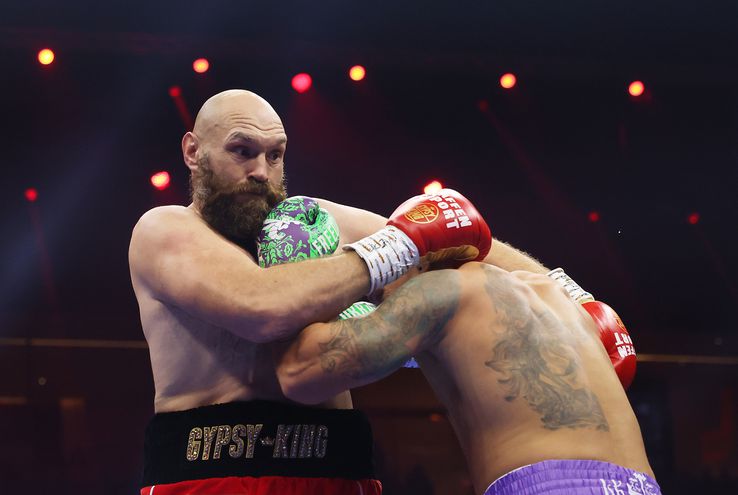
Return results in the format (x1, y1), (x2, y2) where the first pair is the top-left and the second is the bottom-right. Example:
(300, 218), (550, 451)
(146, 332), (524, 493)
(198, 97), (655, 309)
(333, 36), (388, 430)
(345, 189), (491, 295)
(582, 300), (636, 389)
(547, 268), (637, 389)
(388, 188), (492, 265)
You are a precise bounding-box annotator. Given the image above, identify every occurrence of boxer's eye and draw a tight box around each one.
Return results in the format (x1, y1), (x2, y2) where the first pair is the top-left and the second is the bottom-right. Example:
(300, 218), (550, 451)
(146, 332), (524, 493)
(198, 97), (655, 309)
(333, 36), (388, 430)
(234, 146), (252, 158)
(268, 150), (283, 162)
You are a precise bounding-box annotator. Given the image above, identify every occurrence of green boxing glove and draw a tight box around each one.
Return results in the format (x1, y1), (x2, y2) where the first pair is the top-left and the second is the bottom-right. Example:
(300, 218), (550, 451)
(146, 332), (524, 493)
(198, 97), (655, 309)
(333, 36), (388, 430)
(257, 197), (418, 368)
(338, 301), (377, 320)
(257, 196), (340, 267)
(257, 196), (371, 322)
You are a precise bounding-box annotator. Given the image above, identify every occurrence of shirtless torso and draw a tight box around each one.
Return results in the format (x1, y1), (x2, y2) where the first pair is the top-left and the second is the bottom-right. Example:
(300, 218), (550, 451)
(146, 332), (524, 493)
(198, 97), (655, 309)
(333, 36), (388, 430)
(128, 200), (386, 413)
(277, 262), (654, 493)
(131, 88), (558, 493)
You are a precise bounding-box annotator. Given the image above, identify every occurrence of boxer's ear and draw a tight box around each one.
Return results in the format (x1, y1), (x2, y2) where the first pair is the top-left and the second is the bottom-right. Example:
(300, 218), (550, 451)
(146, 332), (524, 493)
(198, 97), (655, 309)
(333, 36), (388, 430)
(182, 132), (199, 171)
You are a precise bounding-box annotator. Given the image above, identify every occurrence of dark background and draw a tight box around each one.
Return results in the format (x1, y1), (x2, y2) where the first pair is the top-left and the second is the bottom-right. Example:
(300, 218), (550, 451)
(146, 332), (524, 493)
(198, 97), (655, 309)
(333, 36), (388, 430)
(1, 1), (736, 493)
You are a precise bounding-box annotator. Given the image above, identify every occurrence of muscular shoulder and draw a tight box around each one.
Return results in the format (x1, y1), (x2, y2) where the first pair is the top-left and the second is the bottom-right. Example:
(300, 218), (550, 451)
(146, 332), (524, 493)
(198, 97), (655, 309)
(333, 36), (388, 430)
(458, 262), (514, 287)
(129, 205), (235, 287)
(509, 269), (572, 303)
(132, 205), (197, 239)
(315, 198), (386, 244)
(470, 264), (556, 295)
(458, 263), (535, 309)
(129, 206), (193, 283)
(130, 206), (205, 255)
(509, 269), (593, 329)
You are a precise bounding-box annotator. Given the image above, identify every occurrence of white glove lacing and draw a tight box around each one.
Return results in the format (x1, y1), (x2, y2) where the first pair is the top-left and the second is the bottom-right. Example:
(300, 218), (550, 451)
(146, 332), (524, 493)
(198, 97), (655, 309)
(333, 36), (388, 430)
(343, 226), (420, 296)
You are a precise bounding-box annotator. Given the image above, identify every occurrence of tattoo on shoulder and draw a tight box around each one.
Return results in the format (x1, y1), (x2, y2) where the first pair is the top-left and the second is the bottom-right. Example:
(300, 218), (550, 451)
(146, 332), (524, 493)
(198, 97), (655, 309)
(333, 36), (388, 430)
(317, 270), (460, 382)
(480, 266), (609, 431)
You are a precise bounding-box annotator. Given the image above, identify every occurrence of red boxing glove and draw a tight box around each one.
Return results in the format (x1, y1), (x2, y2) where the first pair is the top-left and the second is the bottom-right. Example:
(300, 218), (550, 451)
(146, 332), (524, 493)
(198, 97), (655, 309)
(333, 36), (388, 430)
(345, 189), (492, 295)
(387, 188), (492, 265)
(547, 268), (637, 389)
(581, 301), (637, 389)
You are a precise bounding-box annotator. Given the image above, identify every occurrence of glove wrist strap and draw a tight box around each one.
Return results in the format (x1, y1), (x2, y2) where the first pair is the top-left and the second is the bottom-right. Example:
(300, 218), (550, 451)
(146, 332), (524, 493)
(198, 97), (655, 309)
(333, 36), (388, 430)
(547, 268), (595, 303)
(343, 226), (420, 295)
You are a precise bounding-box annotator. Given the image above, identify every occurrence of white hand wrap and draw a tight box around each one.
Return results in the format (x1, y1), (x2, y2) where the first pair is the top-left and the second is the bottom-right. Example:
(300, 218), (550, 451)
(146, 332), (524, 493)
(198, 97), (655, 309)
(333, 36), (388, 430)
(343, 226), (420, 295)
(547, 268), (595, 304)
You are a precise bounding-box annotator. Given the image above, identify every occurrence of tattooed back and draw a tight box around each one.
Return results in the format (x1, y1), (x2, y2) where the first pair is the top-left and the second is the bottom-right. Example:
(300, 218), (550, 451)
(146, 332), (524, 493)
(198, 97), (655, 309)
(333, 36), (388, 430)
(416, 263), (653, 491)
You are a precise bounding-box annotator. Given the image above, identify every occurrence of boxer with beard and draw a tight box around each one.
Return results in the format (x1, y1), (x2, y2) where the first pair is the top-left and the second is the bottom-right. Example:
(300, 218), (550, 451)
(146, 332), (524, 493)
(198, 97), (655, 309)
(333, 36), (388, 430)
(128, 89), (543, 494)
(190, 151), (286, 254)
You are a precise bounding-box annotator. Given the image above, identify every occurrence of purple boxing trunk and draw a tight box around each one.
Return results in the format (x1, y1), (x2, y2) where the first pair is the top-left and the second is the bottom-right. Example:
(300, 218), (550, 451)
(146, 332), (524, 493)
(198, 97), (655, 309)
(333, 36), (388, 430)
(484, 459), (661, 495)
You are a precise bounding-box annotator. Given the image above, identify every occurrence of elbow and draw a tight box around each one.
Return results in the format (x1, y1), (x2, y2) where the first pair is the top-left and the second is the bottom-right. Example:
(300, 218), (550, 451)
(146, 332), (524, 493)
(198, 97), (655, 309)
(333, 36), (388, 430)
(238, 297), (295, 344)
(276, 363), (323, 406)
(281, 380), (321, 406)
(247, 321), (287, 344)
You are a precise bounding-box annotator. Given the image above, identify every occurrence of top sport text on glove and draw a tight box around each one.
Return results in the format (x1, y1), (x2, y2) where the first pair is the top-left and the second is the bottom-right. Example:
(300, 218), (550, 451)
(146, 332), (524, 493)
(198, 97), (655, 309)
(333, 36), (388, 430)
(344, 188), (492, 295)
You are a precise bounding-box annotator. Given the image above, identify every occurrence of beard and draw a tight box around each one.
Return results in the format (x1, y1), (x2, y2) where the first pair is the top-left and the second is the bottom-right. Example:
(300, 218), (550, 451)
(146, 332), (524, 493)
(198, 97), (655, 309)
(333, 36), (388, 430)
(190, 154), (287, 249)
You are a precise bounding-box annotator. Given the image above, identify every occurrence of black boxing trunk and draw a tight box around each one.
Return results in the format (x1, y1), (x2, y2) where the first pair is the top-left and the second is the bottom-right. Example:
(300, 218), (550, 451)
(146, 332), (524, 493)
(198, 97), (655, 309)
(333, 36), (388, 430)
(140, 400), (381, 495)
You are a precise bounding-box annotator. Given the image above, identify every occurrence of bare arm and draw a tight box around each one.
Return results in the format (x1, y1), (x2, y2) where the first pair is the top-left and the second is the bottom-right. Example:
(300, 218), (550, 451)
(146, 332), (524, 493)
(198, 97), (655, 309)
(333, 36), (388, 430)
(276, 270), (461, 404)
(315, 198), (387, 243)
(483, 239), (549, 274)
(319, 198), (548, 273)
(129, 206), (370, 343)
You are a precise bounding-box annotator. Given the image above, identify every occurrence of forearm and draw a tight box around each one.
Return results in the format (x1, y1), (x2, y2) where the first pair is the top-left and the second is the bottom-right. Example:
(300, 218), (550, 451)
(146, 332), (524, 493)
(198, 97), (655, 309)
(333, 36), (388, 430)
(483, 239), (548, 273)
(248, 252), (370, 341)
(135, 206), (373, 344)
(276, 270), (460, 404)
(275, 319), (404, 404)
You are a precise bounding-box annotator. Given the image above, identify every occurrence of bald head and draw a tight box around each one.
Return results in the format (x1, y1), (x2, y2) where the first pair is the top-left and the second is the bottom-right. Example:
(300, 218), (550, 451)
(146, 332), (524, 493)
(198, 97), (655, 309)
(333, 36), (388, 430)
(193, 90), (284, 138)
(183, 89), (288, 245)
(182, 88), (288, 175)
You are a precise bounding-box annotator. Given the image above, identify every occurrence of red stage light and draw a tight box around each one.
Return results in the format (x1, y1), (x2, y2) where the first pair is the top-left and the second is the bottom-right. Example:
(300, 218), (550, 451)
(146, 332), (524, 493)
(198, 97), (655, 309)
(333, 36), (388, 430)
(500, 73), (517, 89)
(151, 171), (171, 190)
(169, 86), (182, 97)
(424, 180), (444, 195)
(349, 65), (366, 81)
(193, 58), (210, 74)
(38, 48), (55, 66)
(588, 211), (600, 222)
(25, 188), (38, 202)
(628, 81), (645, 97)
(688, 213), (700, 225)
(429, 413), (444, 423)
(477, 99), (489, 112)
(291, 73), (312, 93)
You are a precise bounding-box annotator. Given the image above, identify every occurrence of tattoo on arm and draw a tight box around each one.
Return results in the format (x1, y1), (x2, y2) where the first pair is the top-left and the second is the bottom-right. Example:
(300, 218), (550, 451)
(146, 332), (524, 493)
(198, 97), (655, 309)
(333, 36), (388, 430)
(317, 270), (460, 383)
(480, 266), (609, 431)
